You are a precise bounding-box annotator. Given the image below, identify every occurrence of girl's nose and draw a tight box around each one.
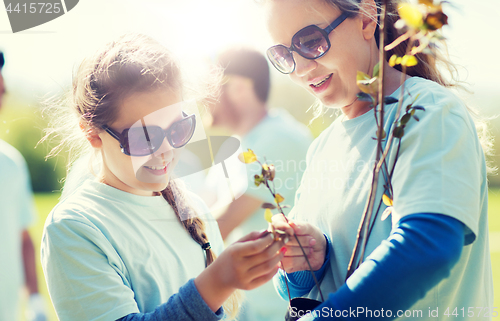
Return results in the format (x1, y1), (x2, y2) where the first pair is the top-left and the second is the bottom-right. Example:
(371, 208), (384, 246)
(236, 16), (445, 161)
(293, 53), (317, 77)
(152, 137), (174, 158)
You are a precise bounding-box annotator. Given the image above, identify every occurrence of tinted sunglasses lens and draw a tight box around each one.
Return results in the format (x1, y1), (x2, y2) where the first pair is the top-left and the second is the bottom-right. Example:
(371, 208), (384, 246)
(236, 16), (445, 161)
(125, 126), (165, 156)
(292, 26), (329, 59)
(169, 116), (195, 148)
(267, 46), (295, 74)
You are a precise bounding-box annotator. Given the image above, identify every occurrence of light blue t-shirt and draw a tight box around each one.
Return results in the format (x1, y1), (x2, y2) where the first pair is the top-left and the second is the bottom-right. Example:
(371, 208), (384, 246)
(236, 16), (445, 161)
(41, 179), (224, 321)
(0, 139), (36, 321)
(289, 77), (493, 319)
(207, 108), (313, 321)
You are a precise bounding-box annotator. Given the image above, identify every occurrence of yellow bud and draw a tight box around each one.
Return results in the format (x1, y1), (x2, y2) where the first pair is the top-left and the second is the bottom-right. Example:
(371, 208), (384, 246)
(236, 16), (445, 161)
(401, 55), (418, 67)
(389, 55), (399, 67)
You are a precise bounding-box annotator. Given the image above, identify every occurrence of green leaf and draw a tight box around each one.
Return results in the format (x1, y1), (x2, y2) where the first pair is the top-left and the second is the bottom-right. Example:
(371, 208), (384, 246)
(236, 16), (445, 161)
(393, 126), (405, 138)
(401, 113), (412, 125)
(375, 129), (386, 139)
(357, 92), (373, 102)
(384, 97), (399, 104)
(373, 62), (380, 78)
(254, 174), (264, 187)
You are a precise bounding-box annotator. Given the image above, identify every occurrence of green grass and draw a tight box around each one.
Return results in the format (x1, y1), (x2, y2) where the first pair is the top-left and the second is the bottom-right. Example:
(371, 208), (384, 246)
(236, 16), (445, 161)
(23, 190), (500, 320)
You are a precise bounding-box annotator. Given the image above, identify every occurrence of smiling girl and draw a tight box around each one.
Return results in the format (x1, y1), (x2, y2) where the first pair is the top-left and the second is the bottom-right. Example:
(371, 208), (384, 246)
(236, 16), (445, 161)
(40, 33), (287, 321)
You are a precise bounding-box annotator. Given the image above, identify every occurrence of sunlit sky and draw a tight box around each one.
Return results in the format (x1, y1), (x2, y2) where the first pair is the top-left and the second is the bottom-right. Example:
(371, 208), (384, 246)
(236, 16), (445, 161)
(0, 0), (499, 104)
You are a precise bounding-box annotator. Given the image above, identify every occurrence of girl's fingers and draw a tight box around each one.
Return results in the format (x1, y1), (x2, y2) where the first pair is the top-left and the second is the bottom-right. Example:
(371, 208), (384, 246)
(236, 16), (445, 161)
(271, 214), (295, 235)
(248, 264), (281, 290)
(281, 244), (313, 257)
(244, 238), (285, 267)
(233, 231), (275, 256)
(284, 235), (316, 248)
(247, 246), (286, 280)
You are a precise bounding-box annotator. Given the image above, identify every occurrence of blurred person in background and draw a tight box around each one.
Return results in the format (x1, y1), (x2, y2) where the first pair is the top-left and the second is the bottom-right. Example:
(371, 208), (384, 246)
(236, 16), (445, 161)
(0, 51), (47, 321)
(204, 47), (313, 321)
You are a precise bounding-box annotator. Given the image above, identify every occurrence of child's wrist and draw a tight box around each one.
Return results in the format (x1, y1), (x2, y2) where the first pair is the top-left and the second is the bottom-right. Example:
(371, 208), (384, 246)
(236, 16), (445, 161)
(194, 263), (235, 312)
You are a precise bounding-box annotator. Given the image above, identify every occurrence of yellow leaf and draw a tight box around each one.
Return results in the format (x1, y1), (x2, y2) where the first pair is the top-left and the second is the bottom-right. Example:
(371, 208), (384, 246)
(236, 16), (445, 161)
(357, 77), (379, 95)
(356, 71), (379, 94)
(382, 194), (393, 207)
(275, 193), (285, 204)
(398, 3), (424, 29)
(264, 208), (273, 223)
(389, 55), (399, 67)
(238, 149), (257, 163)
(356, 70), (371, 82)
(401, 55), (418, 67)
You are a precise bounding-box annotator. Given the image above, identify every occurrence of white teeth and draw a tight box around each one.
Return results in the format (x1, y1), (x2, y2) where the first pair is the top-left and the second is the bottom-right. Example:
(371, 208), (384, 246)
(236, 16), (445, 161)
(145, 165), (166, 170)
(312, 74), (332, 87)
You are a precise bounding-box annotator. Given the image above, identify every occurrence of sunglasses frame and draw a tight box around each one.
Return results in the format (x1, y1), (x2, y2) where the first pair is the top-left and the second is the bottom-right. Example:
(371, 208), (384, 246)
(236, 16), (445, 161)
(267, 11), (349, 74)
(102, 111), (196, 156)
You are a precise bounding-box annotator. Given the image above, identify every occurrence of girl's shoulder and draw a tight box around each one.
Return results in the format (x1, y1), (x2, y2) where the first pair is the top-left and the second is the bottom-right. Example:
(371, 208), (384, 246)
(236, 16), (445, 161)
(44, 181), (104, 231)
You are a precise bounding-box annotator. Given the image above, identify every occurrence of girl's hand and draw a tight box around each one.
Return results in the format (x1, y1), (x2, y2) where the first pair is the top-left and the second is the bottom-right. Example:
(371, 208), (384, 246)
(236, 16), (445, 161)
(194, 230), (287, 312)
(271, 214), (327, 273)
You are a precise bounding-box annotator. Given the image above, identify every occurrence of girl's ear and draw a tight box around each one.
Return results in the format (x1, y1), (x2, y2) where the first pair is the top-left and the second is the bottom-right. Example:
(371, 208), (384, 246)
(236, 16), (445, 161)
(79, 121), (103, 149)
(360, 0), (378, 41)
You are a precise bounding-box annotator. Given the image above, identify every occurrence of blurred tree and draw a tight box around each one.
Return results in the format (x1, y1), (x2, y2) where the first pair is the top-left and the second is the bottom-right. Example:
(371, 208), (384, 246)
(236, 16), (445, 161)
(0, 103), (65, 192)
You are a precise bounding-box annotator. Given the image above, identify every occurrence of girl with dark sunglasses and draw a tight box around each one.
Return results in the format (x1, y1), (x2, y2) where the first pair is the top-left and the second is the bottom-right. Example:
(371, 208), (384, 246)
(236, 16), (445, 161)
(264, 0), (493, 320)
(40, 33), (288, 321)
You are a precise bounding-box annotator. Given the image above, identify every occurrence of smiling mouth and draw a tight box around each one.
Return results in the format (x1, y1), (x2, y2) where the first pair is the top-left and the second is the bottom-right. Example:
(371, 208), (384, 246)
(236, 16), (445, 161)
(143, 163), (169, 176)
(310, 74), (333, 88)
(144, 165), (167, 170)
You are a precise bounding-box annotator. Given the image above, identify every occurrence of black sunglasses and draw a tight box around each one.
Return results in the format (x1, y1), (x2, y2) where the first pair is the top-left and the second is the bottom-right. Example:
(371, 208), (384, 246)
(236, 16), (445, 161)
(267, 11), (349, 74)
(102, 111), (196, 156)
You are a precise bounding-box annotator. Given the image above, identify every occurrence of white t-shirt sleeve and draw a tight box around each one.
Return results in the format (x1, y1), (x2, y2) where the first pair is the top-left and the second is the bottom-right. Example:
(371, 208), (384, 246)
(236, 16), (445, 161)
(41, 218), (139, 321)
(391, 90), (482, 243)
